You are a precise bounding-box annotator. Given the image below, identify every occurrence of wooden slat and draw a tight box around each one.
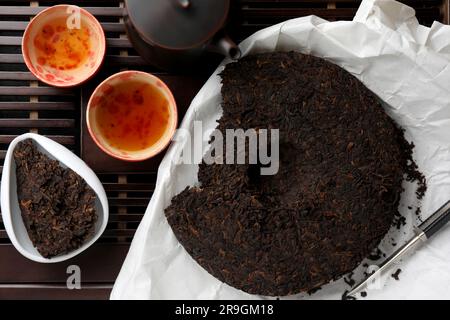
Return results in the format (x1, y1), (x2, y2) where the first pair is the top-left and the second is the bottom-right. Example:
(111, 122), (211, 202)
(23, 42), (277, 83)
(0, 102), (75, 111)
(443, 0), (450, 24)
(241, 0), (442, 3)
(104, 55), (147, 66)
(101, 22), (126, 33)
(0, 21), (124, 32)
(0, 119), (74, 128)
(103, 182), (154, 192)
(107, 38), (132, 48)
(0, 36), (21, 46)
(0, 151), (6, 160)
(240, 0), (444, 4)
(109, 198), (150, 207)
(241, 7), (441, 19)
(0, 53), (23, 64)
(103, 229), (136, 238)
(0, 135), (75, 145)
(109, 214), (144, 222)
(0, 54), (147, 66)
(0, 287), (111, 300)
(0, 37), (131, 48)
(0, 21), (31, 31)
(5, 0), (121, 2)
(0, 71), (36, 81)
(241, 7), (357, 19)
(0, 87), (72, 96)
(1, 0), (121, 3)
(0, 244), (128, 283)
(0, 6), (123, 17)
(241, 0), (355, 2)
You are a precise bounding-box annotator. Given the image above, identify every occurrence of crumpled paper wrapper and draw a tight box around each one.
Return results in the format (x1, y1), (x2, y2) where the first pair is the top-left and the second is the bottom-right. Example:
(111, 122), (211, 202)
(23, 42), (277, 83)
(111, 0), (450, 299)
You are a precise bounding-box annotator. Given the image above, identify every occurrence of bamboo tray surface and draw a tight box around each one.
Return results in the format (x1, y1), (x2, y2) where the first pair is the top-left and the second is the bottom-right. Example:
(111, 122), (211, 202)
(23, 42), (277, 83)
(0, 0), (447, 300)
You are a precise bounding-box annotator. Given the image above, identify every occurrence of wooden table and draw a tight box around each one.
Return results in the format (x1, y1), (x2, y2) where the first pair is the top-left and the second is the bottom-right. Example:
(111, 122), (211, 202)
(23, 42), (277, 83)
(0, 0), (447, 300)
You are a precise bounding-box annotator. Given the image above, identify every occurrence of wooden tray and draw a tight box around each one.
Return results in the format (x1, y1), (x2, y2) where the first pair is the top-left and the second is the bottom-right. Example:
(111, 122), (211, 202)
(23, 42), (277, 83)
(0, 0), (448, 300)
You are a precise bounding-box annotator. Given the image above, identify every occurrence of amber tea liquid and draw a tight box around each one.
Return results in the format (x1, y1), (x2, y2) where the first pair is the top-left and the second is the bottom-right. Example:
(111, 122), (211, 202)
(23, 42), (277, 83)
(33, 17), (91, 70)
(95, 80), (171, 152)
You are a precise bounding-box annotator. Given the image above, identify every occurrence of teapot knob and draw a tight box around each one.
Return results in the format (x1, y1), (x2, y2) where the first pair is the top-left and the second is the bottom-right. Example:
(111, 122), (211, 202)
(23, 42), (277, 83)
(177, 0), (191, 9)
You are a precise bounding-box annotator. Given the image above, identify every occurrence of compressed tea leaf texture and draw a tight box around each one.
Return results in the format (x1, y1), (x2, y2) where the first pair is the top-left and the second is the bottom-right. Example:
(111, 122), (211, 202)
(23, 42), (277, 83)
(165, 52), (426, 296)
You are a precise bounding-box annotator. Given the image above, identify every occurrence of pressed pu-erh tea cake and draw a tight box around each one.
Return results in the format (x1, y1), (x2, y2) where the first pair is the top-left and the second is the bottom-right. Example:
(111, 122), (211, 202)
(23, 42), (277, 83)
(14, 140), (98, 258)
(165, 52), (426, 296)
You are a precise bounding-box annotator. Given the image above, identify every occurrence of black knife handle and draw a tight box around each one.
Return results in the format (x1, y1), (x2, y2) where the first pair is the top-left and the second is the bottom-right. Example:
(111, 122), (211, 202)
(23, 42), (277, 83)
(419, 200), (450, 239)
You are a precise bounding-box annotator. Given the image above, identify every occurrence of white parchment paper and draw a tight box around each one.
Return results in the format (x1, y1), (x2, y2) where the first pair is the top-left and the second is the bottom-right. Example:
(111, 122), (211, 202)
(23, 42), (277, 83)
(111, 0), (450, 299)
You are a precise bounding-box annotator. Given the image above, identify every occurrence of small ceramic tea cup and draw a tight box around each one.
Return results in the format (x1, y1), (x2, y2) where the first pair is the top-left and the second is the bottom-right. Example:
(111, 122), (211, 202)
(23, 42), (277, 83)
(22, 5), (105, 87)
(86, 70), (178, 162)
(0, 133), (109, 263)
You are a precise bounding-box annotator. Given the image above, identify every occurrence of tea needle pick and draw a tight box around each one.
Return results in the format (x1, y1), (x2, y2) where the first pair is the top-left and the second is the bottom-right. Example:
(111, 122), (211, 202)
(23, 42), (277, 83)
(348, 200), (450, 297)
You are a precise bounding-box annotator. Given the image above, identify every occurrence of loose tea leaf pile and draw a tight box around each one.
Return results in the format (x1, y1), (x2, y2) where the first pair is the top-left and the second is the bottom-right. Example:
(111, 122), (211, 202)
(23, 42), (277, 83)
(14, 140), (97, 258)
(165, 52), (426, 296)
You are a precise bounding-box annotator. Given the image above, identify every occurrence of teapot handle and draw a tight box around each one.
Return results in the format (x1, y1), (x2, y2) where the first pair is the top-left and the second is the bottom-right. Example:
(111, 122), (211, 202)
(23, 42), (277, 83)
(207, 34), (241, 60)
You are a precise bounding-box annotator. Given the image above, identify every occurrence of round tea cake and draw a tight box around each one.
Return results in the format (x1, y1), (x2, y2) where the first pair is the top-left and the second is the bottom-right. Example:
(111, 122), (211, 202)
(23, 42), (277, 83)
(165, 52), (425, 296)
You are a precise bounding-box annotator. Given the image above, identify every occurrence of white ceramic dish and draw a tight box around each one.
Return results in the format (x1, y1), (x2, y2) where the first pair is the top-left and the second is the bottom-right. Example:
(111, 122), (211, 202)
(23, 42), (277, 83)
(0, 133), (108, 263)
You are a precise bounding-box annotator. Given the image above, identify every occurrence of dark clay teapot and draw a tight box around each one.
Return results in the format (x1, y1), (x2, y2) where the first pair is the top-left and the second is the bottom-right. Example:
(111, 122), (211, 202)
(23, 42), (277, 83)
(124, 0), (241, 71)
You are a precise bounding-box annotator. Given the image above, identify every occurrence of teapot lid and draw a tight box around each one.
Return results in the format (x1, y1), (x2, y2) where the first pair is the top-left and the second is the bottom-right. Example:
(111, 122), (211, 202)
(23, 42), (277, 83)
(125, 0), (230, 49)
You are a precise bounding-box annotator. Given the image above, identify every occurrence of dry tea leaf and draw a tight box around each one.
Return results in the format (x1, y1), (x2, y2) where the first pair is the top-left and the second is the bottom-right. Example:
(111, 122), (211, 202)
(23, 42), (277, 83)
(14, 140), (97, 258)
(165, 52), (426, 296)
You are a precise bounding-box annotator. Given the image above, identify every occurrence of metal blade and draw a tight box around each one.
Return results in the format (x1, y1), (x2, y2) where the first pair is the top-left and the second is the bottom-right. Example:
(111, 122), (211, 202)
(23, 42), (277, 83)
(347, 231), (427, 297)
